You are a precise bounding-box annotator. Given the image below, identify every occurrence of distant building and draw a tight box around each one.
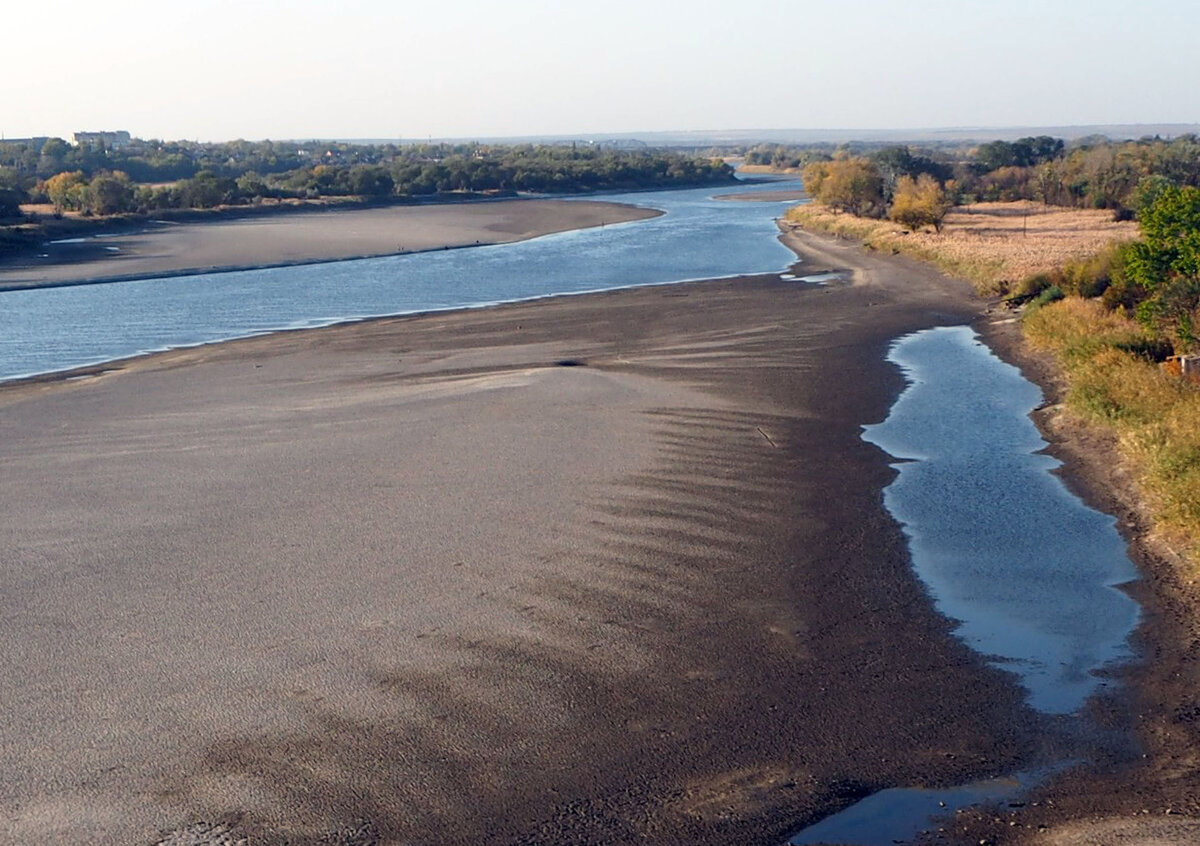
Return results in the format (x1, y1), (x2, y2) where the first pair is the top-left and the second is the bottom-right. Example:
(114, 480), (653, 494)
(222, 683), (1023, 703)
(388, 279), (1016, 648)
(71, 130), (132, 149)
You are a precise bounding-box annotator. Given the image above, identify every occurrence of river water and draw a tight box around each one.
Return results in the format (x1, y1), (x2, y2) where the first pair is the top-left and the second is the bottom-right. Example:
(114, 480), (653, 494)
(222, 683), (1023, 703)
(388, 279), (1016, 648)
(0, 179), (799, 383)
(791, 326), (1140, 846)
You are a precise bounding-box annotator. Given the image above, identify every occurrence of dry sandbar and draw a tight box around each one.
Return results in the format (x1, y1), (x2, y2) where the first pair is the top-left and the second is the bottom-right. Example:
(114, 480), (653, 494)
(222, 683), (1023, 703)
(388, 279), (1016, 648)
(0, 198), (660, 291)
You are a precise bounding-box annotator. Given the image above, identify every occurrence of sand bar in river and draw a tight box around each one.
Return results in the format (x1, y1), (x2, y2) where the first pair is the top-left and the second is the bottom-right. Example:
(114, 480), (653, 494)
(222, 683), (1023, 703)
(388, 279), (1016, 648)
(0, 198), (660, 290)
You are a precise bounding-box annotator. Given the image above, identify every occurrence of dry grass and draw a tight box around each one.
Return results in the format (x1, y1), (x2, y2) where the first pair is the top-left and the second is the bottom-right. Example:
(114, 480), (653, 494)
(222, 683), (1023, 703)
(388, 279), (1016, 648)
(1026, 298), (1200, 558)
(787, 200), (1138, 294)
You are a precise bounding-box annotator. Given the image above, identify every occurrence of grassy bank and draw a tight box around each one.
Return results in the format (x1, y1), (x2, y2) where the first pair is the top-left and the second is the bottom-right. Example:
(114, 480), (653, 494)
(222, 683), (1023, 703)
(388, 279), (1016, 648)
(785, 200), (1137, 295)
(790, 197), (1200, 563)
(1024, 298), (1200, 560)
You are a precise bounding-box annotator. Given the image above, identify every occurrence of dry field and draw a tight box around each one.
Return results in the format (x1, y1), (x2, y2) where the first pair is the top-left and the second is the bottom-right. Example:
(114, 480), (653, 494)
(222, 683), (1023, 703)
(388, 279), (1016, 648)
(786, 199), (1138, 294)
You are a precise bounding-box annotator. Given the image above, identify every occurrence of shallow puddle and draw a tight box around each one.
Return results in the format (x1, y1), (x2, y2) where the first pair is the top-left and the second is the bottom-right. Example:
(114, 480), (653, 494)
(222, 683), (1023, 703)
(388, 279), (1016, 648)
(790, 771), (1040, 846)
(789, 325), (1140, 845)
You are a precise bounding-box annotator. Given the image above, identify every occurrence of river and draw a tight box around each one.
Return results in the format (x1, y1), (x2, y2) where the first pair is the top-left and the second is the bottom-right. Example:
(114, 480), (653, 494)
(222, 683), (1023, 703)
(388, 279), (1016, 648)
(0, 179), (799, 383)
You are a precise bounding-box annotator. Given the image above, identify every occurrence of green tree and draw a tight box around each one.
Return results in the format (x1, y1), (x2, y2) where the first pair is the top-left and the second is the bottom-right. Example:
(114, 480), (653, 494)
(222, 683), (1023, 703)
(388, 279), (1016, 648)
(178, 170), (239, 208)
(87, 171), (134, 215)
(1126, 185), (1200, 349)
(0, 167), (26, 218)
(0, 188), (22, 219)
(348, 164), (394, 197)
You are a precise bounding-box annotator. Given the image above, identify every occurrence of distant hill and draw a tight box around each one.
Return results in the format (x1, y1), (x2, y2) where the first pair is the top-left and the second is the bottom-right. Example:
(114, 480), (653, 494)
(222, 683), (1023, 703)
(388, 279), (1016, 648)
(337, 124), (1200, 148)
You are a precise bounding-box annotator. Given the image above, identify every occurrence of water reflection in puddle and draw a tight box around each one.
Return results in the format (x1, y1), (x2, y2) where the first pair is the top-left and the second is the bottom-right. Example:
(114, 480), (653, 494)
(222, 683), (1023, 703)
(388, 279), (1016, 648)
(789, 325), (1139, 846)
(864, 326), (1138, 714)
(791, 771), (1038, 846)
(780, 270), (846, 285)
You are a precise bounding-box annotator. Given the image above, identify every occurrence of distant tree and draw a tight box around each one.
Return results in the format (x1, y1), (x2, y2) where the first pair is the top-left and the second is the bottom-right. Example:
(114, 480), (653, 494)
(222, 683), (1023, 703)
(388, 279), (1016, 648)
(0, 188), (22, 219)
(36, 138), (71, 178)
(42, 170), (88, 213)
(177, 170), (239, 208)
(975, 141), (1019, 171)
(235, 171), (271, 200)
(975, 137), (1063, 172)
(1013, 136), (1064, 166)
(348, 164), (394, 197)
(871, 146), (952, 195)
(979, 166), (1032, 202)
(87, 171), (134, 215)
(0, 166), (26, 218)
(889, 174), (952, 232)
(803, 158), (885, 217)
(135, 184), (182, 211)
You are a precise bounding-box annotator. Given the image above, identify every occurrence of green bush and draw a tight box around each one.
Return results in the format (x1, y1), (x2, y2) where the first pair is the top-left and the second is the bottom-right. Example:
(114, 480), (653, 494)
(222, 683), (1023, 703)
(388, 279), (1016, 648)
(1013, 272), (1057, 299)
(1029, 285), (1065, 309)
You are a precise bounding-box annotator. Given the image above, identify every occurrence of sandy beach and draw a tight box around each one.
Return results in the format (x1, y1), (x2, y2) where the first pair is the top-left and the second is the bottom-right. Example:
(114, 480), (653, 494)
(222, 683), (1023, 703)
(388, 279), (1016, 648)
(0, 198), (659, 291)
(5, 222), (1197, 845)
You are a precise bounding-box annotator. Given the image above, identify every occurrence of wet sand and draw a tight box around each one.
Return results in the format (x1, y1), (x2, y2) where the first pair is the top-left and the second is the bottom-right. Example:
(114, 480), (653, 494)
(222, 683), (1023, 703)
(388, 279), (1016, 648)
(0, 199), (660, 291)
(2, 233), (1048, 845)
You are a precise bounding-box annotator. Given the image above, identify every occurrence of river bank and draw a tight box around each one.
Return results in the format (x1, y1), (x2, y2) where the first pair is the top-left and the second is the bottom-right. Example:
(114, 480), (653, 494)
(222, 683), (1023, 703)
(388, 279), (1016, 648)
(1, 229), (1049, 845)
(0, 197), (660, 291)
(949, 314), (1200, 845)
(792, 220), (1200, 841)
(785, 206), (1200, 842)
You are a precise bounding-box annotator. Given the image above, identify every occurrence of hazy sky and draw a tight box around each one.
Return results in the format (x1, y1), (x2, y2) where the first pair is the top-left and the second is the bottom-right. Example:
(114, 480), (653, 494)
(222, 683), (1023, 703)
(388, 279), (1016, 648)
(4, 0), (1197, 142)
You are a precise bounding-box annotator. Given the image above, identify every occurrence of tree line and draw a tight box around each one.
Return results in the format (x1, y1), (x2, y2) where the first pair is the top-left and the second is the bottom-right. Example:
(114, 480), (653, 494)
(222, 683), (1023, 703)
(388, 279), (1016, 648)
(785, 134), (1200, 354)
(0, 138), (734, 218)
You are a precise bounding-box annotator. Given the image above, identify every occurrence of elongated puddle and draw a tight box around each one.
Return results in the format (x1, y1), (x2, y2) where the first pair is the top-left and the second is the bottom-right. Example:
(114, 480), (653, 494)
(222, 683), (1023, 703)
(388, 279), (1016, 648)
(789, 325), (1140, 846)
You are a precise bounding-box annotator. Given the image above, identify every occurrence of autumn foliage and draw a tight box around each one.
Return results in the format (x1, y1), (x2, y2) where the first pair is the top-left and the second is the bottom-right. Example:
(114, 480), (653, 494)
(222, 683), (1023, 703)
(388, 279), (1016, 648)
(889, 174), (952, 232)
(801, 158), (885, 218)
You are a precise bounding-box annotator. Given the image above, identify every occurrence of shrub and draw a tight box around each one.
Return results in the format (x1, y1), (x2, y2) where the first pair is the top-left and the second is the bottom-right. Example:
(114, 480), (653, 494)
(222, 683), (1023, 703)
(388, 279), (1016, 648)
(1029, 285), (1065, 308)
(1013, 272), (1058, 300)
(889, 174), (951, 232)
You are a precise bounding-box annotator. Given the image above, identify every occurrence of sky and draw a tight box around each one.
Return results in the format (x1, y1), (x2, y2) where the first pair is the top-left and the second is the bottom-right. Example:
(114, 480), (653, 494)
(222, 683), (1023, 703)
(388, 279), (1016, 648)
(3, 0), (1197, 142)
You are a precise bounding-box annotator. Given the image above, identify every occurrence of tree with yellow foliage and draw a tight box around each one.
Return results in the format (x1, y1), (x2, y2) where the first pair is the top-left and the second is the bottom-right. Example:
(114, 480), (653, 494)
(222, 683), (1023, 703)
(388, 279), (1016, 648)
(889, 173), (951, 232)
(41, 170), (88, 214)
(801, 158), (885, 218)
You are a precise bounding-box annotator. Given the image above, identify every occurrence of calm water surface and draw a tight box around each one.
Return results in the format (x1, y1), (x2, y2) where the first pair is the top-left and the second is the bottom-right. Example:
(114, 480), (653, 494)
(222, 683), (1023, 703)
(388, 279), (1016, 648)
(791, 326), (1140, 846)
(864, 326), (1139, 715)
(0, 180), (799, 382)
